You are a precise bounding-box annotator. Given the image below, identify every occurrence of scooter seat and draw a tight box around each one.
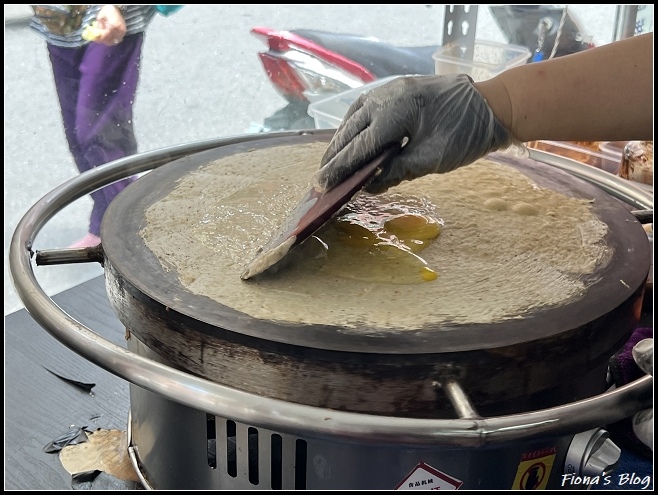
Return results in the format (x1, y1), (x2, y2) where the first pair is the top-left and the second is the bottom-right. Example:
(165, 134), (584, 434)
(292, 29), (438, 78)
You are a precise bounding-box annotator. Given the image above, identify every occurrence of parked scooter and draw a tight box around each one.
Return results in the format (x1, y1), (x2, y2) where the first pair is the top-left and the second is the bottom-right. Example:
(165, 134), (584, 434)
(250, 5), (593, 132)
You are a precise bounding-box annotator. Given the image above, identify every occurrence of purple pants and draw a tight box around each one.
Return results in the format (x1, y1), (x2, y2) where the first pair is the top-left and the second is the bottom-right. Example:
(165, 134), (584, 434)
(47, 34), (143, 236)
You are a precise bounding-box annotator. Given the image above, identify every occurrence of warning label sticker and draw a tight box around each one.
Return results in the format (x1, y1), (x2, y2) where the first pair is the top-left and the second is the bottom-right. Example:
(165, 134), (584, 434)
(511, 447), (557, 490)
(395, 462), (463, 490)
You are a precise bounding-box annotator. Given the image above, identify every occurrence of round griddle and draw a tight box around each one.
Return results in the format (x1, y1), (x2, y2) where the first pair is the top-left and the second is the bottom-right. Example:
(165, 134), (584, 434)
(102, 133), (649, 353)
(101, 133), (650, 417)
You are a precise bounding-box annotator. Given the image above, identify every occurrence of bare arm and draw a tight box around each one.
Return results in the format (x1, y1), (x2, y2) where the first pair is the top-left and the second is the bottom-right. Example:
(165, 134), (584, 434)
(316, 33), (653, 193)
(475, 33), (653, 143)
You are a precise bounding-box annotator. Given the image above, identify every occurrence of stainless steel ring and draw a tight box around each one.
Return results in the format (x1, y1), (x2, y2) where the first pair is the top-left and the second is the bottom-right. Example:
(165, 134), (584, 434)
(9, 131), (653, 447)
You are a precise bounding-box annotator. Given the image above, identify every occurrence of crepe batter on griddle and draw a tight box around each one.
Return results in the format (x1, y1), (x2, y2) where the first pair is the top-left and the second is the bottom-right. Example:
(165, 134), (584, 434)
(140, 142), (611, 329)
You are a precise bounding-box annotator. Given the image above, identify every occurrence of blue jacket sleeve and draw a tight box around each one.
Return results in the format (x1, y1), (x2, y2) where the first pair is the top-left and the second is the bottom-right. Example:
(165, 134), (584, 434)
(155, 5), (184, 17)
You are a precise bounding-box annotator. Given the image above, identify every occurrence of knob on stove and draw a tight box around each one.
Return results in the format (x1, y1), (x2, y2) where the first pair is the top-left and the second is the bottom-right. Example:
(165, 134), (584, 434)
(564, 428), (621, 478)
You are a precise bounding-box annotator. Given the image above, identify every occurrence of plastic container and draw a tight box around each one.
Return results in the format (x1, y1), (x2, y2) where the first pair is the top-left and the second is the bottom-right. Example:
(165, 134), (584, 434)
(433, 40), (531, 82)
(598, 141), (627, 162)
(308, 76), (402, 129)
(526, 140), (622, 175)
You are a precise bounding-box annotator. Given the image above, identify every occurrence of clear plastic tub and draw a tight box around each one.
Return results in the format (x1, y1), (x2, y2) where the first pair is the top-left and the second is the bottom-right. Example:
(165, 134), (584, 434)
(432, 40), (531, 82)
(308, 76), (402, 129)
(526, 140), (622, 175)
(598, 141), (627, 161)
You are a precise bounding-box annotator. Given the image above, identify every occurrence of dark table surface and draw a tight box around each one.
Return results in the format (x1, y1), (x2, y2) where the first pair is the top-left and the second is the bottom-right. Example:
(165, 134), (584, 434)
(4, 275), (653, 490)
(5, 275), (133, 490)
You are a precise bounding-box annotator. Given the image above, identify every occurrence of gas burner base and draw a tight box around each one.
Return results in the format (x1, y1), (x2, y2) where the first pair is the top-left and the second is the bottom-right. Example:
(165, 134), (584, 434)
(125, 337), (620, 491)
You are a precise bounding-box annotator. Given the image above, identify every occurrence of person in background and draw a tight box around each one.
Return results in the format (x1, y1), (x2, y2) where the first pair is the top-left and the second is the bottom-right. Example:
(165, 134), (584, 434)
(29, 5), (182, 248)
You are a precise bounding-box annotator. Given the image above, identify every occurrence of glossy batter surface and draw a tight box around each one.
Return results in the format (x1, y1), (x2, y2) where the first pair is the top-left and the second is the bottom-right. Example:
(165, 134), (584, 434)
(141, 142), (611, 328)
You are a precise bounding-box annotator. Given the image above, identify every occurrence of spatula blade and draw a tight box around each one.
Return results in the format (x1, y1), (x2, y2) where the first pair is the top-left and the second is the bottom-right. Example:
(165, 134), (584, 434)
(241, 147), (398, 280)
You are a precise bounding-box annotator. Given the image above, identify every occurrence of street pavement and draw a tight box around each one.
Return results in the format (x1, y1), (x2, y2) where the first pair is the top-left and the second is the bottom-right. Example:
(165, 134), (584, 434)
(4, 5), (619, 316)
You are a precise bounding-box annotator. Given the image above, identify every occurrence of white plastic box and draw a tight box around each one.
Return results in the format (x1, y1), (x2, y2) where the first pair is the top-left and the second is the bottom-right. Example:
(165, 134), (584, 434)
(433, 40), (531, 82)
(307, 76), (403, 129)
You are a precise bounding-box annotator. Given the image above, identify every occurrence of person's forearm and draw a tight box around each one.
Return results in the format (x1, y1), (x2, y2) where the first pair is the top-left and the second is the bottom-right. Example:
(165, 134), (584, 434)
(475, 33), (653, 143)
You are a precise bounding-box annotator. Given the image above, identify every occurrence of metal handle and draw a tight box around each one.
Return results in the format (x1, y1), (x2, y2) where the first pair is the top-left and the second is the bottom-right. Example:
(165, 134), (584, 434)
(35, 245), (105, 266)
(631, 209), (653, 224)
(10, 133), (653, 447)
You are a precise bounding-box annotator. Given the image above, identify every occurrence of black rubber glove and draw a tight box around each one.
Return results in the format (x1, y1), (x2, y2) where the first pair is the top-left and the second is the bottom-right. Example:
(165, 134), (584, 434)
(314, 74), (519, 194)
